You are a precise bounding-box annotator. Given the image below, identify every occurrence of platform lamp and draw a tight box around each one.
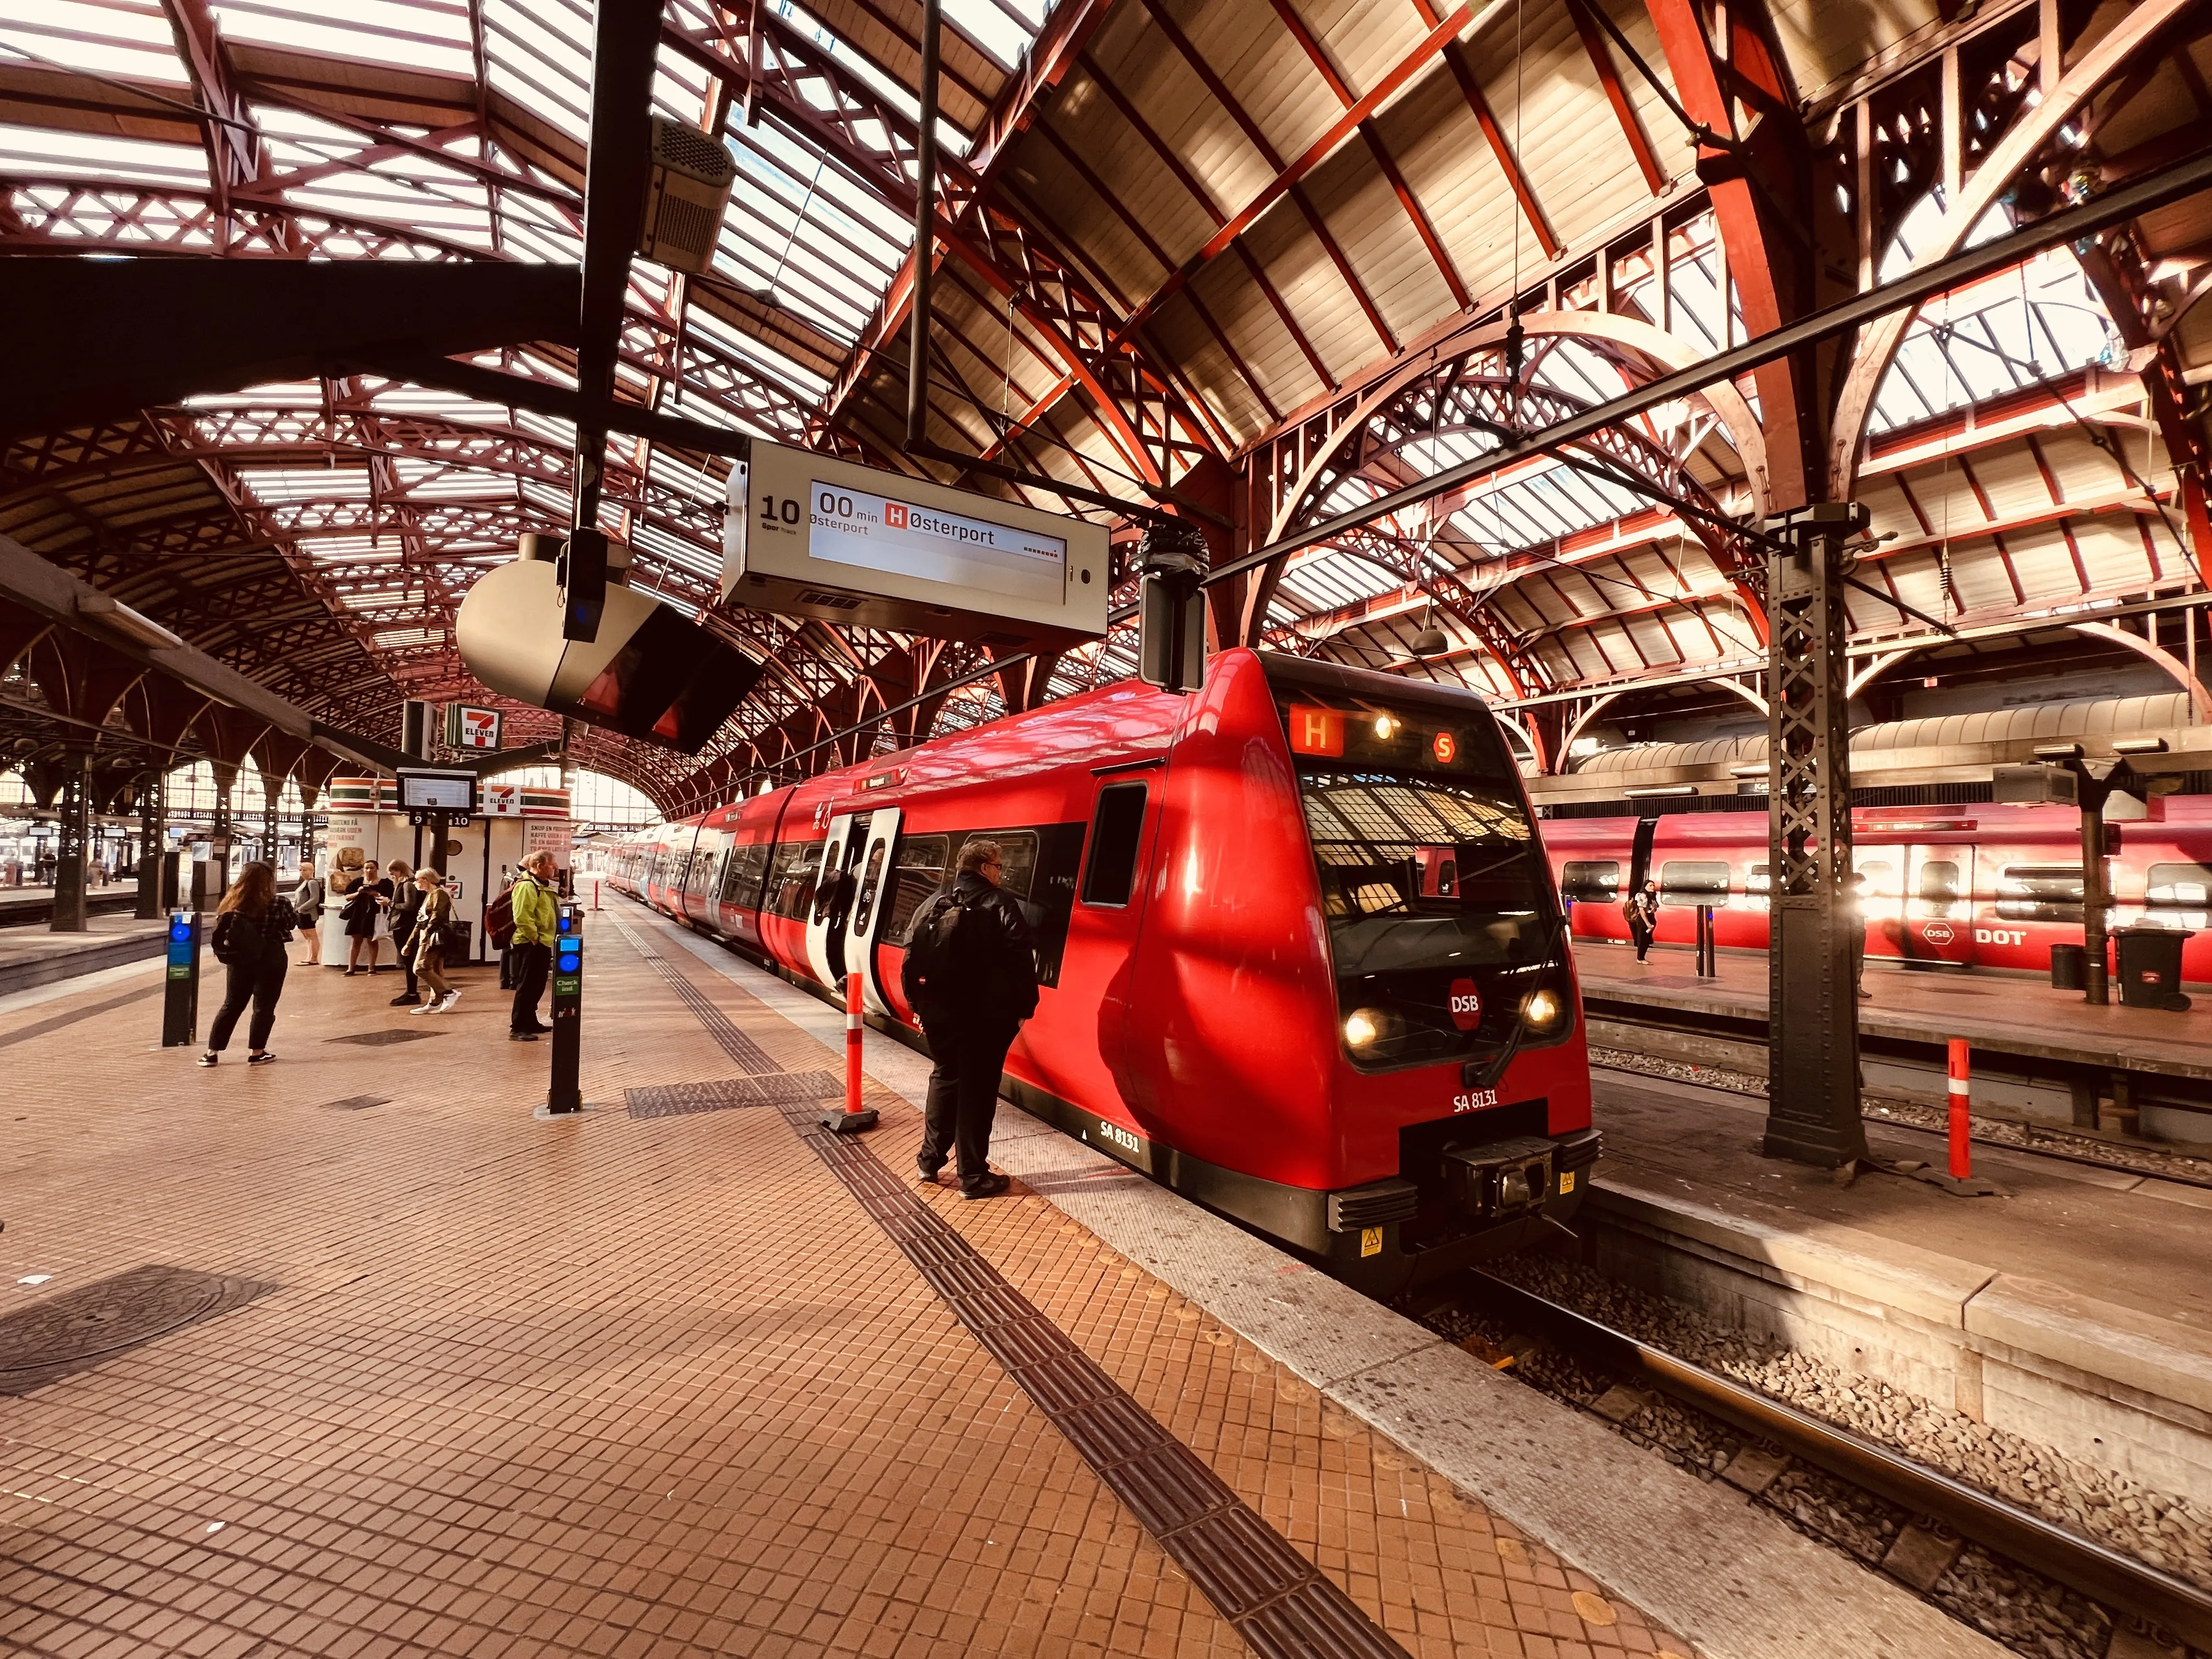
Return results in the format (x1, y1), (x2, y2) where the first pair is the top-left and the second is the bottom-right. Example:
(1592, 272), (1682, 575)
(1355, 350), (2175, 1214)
(1408, 606), (1450, 660)
(1137, 520), (1207, 695)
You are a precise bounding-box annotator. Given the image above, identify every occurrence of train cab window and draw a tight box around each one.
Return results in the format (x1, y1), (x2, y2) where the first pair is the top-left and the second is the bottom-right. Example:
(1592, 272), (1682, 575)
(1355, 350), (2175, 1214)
(765, 841), (824, 920)
(1559, 860), (1620, 902)
(885, 836), (950, 937)
(1080, 784), (1148, 907)
(1658, 860), (1730, 907)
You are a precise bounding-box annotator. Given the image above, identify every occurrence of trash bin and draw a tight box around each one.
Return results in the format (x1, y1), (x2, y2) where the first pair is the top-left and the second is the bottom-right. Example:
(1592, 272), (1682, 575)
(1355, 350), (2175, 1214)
(2115, 927), (2192, 1010)
(2050, 943), (2086, 990)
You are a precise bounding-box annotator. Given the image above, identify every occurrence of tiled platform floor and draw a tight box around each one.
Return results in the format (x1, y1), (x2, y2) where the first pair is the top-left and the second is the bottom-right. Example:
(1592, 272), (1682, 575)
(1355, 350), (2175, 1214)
(0, 916), (1691, 1658)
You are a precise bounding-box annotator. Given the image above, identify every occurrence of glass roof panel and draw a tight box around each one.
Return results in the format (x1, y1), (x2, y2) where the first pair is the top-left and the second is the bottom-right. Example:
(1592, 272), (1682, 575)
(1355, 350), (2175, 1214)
(1, 0), (187, 83)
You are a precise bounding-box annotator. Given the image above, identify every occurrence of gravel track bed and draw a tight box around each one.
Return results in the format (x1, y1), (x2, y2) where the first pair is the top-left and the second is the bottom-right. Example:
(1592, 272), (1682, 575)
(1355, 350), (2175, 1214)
(1588, 1045), (2212, 1187)
(1424, 1252), (2210, 1658)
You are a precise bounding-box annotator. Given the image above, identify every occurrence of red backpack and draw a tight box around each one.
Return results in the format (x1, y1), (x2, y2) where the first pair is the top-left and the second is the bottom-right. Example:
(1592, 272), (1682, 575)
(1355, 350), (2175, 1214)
(485, 884), (517, 946)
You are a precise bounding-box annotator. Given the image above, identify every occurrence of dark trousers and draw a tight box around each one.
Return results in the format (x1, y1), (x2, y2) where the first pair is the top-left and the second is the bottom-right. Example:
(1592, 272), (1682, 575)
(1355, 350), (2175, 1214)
(208, 949), (288, 1052)
(917, 1013), (1018, 1185)
(510, 943), (550, 1032)
(498, 943), (514, 990)
(1630, 921), (1654, 962)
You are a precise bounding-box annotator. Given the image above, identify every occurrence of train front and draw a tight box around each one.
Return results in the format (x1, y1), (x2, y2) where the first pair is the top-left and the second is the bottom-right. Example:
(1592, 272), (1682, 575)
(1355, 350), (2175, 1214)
(1141, 653), (1598, 1298)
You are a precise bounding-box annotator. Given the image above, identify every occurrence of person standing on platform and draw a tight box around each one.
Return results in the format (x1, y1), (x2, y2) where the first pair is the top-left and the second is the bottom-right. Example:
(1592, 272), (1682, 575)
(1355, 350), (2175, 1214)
(902, 837), (1040, 1200)
(385, 860), (422, 1006)
(199, 861), (299, 1067)
(341, 860), (393, 975)
(1625, 879), (1660, 963)
(291, 867), (325, 967)
(405, 869), (460, 1015)
(507, 850), (561, 1041)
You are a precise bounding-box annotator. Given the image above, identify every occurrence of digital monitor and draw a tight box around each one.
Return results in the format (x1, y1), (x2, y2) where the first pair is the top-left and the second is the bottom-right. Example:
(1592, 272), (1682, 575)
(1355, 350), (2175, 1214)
(396, 769), (478, 812)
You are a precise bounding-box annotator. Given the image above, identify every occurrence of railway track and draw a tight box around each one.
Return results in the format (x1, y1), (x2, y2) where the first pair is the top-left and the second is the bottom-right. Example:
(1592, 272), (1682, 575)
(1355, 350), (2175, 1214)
(1434, 1269), (2209, 1658)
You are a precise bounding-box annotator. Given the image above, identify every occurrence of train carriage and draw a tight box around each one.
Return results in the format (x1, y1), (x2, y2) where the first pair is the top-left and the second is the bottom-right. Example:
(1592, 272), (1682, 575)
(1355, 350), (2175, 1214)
(607, 648), (1599, 1295)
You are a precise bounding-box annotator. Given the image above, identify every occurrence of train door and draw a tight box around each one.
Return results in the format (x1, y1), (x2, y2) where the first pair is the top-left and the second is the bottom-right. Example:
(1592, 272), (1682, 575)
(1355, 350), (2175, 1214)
(838, 809), (900, 1014)
(1902, 845), (1975, 967)
(1853, 847), (1904, 958)
(804, 812), (865, 986)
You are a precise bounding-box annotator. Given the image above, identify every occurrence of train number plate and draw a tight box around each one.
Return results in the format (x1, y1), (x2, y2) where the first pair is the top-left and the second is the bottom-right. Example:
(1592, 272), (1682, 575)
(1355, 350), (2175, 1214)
(1452, 1087), (1499, 1114)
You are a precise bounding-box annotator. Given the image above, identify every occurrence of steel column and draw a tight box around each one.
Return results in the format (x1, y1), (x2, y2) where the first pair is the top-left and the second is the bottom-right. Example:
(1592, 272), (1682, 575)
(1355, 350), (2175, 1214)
(136, 768), (166, 919)
(1762, 502), (1868, 1167)
(50, 746), (92, 933)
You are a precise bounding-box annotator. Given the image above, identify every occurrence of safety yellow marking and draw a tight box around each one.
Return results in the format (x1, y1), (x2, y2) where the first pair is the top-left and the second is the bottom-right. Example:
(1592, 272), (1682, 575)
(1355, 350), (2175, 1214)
(1359, 1226), (1382, 1257)
(1559, 1170), (1576, 1194)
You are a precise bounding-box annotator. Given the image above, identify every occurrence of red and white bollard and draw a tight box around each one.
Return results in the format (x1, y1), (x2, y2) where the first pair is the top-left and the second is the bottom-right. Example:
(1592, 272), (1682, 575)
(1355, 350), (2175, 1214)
(822, 969), (879, 1135)
(1947, 1039), (1972, 1180)
(592, 876), (601, 911)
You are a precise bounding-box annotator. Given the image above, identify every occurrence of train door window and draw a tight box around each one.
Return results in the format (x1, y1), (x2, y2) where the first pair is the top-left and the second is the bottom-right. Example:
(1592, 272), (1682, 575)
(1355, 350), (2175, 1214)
(2145, 861), (2212, 930)
(1853, 855), (1900, 921)
(765, 841), (823, 920)
(850, 840), (890, 935)
(1745, 864), (1770, 914)
(1658, 860), (1730, 907)
(885, 835), (950, 937)
(1909, 855), (1963, 919)
(1559, 860), (1620, 903)
(1079, 784), (1148, 907)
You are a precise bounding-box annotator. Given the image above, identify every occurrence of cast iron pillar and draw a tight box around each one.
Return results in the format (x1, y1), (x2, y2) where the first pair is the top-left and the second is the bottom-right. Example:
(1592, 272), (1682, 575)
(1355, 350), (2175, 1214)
(50, 746), (92, 932)
(1762, 502), (1869, 1167)
(135, 768), (166, 919)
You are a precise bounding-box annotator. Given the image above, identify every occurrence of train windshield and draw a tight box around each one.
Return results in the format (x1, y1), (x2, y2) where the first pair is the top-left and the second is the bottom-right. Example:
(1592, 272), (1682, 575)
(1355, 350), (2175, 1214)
(1273, 678), (1565, 1072)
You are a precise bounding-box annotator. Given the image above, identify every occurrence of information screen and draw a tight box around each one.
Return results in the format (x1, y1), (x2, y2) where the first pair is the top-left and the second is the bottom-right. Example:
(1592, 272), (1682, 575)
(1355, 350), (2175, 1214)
(806, 479), (1065, 602)
(397, 770), (477, 812)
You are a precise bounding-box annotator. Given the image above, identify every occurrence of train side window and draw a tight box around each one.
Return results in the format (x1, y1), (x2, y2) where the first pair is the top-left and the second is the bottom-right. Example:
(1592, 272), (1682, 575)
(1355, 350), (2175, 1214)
(1080, 784), (1148, 906)
(764, 841), (823, 920)
(885, 836), (950, 937)
(1997, 862), (2094, 924)
(1658, 860), (1730, 907)
(1917, 860), (1962, 900)
(1559, 860), (1619, 902)
(720, 842), (769, 908)
(2147, 862), (2212, 904)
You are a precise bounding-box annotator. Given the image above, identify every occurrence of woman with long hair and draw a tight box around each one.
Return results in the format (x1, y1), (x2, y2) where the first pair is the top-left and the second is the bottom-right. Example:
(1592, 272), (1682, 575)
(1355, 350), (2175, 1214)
(404, 868), (461, 1014)
(341, 859), (393, 975)
(385, 859), (422, 1005)
(200, 860), (300, 1066)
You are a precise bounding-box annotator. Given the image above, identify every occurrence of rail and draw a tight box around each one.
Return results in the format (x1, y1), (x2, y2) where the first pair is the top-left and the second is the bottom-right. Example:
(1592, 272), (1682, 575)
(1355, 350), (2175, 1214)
(1468, 1270), (2212, 1650)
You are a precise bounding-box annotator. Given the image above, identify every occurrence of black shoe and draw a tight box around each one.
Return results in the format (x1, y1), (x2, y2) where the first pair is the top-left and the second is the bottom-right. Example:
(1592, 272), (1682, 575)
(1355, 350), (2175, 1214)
(523, 1022), (552, 1035)
(960, 1172), (1012, 1201)
(917, 1156), (945, 1183)
(389, 992), (420, 1006)
(509, 1031), (539, 1042)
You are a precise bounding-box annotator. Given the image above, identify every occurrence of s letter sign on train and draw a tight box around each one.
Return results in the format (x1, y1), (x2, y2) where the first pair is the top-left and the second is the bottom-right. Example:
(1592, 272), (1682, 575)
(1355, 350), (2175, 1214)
(724, 438), (1109, 648)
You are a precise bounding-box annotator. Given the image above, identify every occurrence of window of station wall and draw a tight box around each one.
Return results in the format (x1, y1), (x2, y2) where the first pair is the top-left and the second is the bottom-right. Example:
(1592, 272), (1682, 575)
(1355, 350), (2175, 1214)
(1080, 785), (1148, 907)
(1559, 860), (1620, 902)
(1659, 860), (1731, 906)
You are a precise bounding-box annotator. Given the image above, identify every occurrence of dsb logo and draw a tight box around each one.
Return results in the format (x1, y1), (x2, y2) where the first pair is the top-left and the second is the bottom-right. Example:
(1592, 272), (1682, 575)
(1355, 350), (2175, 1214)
(1447, 977), (1482, 1030)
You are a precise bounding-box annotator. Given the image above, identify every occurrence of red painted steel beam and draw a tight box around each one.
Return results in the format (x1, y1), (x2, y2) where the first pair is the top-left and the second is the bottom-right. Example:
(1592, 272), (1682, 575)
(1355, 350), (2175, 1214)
(1563, 0), (1664, 196)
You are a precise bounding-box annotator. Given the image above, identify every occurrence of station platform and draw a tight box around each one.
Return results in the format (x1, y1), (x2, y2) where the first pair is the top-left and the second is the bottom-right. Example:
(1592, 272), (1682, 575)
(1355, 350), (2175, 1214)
(0, 911), (166, 997)
(0, 896), (2013, 1659)
(1578, 941), (2212, 1145)
(0, 882), (142, 929)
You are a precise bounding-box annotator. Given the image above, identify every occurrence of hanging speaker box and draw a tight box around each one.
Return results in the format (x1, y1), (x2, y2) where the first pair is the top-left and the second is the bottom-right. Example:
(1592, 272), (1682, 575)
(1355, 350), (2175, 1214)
(639, 118), (737, 276)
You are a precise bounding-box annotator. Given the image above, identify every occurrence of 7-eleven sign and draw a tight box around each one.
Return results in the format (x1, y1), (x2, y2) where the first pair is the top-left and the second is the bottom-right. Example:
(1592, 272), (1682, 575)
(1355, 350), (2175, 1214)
(444, 704), (503, 751)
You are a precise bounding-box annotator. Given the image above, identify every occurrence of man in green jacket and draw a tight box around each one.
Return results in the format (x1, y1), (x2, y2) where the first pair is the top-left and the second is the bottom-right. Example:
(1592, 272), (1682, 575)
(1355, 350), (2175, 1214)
(507, 850), (562, 1041)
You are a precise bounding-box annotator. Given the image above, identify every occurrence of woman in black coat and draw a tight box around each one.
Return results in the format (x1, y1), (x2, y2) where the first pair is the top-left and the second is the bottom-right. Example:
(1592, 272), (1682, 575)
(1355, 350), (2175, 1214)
(200, 861), (298, 1066)
(385, 859), (424, 1005)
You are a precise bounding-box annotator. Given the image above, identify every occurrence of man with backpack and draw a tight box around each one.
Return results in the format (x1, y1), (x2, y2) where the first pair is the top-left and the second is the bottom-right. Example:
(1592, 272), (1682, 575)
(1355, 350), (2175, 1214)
(507, 850), (561, 1041)
(901, 837), (1039, 1199)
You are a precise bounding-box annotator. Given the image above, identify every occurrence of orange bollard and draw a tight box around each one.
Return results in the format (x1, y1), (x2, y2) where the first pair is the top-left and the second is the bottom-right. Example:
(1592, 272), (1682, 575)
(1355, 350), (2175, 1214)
(822, 969), (879, 1134)
(592, 877), (601, 911)
(1947, 1039), (1971, 1178)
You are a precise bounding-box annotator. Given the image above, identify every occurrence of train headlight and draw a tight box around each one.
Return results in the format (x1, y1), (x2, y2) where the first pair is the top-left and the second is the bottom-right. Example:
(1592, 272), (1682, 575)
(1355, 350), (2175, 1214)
(1373, 715), (1397, 740)
(1344, 1008), (1383, 1049)
(1523, 988), (1565, 1031)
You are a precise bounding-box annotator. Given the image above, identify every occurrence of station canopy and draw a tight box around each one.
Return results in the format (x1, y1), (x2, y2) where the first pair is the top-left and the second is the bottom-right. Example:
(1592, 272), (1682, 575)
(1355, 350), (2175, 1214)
(2, 0), (2209, 808)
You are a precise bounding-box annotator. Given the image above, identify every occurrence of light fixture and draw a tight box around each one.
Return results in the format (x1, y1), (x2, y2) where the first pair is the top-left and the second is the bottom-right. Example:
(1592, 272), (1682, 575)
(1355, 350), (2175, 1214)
(2033, 742), (2084, 761)
(1409, 606), (1449, 658)
(1623, 783), (1697, 798)
(1523, 988), (1565, 1031)
(2112, 737), (2170, 755)
(1343, 1009), (1382, 1048)
(1727, 763), (1769, 778)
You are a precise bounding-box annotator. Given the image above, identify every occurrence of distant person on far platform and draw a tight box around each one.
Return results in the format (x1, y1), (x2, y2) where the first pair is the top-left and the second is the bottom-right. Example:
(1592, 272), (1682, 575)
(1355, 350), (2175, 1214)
(901, 837), (1040, 1200)
(405, 869), (461, 1015)
(507, 851), (561, 1041)
(1625, 879), (1660, 963)
(199, 860), (299, 1068)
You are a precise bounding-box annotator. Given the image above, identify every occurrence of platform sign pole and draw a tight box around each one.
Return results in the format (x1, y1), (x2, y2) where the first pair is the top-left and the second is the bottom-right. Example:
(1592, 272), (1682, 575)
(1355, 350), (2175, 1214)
(822, 970), (879, 1134)
(545, 905), (584, 1115)
(1761, 504), (1870, 1169)
(1947, 1040), (1972, 1179)
(160, 910), (201, 1048)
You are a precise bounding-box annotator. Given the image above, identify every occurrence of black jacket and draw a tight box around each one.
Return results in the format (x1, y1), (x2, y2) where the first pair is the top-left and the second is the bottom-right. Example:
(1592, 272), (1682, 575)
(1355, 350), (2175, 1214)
(911, 870), (1040, 1024)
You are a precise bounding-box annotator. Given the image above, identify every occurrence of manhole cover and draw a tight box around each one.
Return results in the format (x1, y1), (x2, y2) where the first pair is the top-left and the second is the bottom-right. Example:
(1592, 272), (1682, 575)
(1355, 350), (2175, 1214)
(627, 1070), (842, 1119)
(328, 1029), (444, 1046)
(0, 1266), (276, 1396)
(324, 1095), (390, 1111)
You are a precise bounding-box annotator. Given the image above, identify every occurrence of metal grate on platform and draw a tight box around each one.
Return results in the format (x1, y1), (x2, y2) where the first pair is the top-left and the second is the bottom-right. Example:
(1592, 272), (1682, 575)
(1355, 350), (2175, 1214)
(626, 1072), (842, 1119)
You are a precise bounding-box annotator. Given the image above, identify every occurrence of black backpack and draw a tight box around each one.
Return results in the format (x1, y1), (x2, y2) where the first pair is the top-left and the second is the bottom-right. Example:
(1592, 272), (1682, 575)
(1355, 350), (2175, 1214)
(900, 888), (969, 1009)
(210, 909), (262, 967)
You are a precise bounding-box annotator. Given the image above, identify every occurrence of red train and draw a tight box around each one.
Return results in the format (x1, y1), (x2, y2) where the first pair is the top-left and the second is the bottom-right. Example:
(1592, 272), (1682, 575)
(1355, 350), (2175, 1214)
(1545, 800), (2212, 981)
(605, 648), (1597, 1294)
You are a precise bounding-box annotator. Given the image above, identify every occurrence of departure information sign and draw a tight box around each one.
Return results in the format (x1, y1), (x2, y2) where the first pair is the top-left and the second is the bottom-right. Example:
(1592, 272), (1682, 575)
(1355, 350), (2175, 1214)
(808, 480), (1066, 602)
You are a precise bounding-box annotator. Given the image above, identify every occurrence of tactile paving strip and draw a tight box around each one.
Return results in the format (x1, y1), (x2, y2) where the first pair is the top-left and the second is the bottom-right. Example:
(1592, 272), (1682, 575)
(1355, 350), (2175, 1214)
(611, 910), (1412, 1659)
(625, 1071), (843, 1118)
